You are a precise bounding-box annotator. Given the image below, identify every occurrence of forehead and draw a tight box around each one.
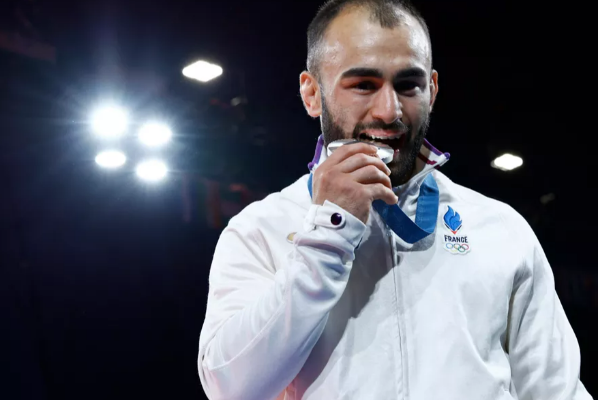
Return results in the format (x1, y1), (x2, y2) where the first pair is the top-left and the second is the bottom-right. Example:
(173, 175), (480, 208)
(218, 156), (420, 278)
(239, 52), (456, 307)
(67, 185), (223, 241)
(320, 7), (431, 78)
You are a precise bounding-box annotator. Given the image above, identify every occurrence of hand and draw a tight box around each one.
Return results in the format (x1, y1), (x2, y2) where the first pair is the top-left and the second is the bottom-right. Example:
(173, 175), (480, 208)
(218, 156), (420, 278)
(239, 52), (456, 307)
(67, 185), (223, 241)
(312, 142), (398, 224)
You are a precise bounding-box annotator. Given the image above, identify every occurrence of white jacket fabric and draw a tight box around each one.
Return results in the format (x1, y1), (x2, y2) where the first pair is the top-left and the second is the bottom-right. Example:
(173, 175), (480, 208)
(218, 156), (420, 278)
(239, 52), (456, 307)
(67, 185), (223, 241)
(198, 137), (591, 400)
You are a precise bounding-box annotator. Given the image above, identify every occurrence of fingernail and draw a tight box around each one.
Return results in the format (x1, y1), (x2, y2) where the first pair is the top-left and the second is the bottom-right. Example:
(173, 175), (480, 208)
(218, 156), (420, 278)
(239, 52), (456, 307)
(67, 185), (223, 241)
(386, 167), (392, 175)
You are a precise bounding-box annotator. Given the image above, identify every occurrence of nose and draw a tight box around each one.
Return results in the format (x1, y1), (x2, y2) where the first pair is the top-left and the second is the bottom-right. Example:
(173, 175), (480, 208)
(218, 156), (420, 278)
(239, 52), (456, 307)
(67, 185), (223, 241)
(371, 83), (402, 125)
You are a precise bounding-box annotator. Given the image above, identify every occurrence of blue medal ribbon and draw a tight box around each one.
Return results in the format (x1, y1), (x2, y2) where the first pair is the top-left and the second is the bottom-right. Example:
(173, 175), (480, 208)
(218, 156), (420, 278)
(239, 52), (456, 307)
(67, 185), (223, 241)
(307, 173), (439, 244)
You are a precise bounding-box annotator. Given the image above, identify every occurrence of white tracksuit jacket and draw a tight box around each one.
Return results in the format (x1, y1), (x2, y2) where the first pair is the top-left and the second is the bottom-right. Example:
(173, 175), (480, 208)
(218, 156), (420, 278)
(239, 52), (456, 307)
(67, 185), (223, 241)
(198, 138), (592, 400)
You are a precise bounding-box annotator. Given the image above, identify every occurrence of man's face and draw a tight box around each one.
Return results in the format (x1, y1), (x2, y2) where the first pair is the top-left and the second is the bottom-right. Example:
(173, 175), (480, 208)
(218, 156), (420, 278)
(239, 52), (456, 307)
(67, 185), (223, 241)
(307, 7), (438, 186)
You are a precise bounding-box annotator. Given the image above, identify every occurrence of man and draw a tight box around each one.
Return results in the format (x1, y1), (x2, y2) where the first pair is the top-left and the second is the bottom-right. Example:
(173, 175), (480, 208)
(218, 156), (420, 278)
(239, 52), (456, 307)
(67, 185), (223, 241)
(198, 1), (592, 399)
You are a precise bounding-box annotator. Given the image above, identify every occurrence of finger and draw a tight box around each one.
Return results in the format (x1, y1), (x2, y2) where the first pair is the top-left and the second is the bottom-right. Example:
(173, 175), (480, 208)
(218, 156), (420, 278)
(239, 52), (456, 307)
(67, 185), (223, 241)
(337, 152), (391, 175)
(367, 183), (398, 205)
(349, 165), (392, 189)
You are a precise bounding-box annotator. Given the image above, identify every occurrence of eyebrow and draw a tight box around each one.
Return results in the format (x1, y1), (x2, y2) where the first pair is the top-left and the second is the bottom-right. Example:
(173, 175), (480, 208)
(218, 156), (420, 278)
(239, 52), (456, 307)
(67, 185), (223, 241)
(340, 68), (384, 79)
(394, 67), (427, 80)
(340, 67), (427, 80)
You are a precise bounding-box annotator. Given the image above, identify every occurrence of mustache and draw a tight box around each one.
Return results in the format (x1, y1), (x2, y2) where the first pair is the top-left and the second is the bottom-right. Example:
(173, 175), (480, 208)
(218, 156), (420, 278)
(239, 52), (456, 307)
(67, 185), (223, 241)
(352, 120), (410, 136)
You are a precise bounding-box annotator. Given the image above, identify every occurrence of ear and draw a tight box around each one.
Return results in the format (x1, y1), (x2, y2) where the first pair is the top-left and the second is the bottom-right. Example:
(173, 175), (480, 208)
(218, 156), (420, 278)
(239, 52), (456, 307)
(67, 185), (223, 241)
(429, 69), (439, 112)
(300, 71), (322, 118)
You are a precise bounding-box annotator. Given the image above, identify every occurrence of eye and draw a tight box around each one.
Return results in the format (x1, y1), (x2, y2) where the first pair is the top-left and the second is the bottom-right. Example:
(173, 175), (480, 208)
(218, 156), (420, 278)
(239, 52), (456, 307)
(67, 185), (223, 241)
(395, 81), (420, 94)
(353, 81), (377, 91)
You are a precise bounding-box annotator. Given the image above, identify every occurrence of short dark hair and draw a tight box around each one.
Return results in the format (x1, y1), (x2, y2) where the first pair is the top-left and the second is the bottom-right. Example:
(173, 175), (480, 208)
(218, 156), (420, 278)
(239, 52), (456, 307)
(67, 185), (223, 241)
(306, 0), (431, 77)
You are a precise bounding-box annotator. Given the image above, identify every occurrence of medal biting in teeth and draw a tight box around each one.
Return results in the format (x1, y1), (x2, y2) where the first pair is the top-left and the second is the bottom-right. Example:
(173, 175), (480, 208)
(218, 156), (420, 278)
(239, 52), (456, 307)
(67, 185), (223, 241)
(326, 139), (394, 164)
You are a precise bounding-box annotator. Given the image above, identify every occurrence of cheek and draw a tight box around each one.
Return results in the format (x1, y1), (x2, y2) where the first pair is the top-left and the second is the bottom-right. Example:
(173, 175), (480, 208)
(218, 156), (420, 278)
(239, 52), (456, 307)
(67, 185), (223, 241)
(330, 94), (367, 128)
(401, 97), (430, 126)
(337, 95), (371, 126)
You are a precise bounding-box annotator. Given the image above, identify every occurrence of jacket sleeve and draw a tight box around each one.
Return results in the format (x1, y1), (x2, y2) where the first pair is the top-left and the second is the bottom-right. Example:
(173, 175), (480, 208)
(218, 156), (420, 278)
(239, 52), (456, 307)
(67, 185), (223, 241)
(506, 218), (592, 400)
(198, 200), (366, 400)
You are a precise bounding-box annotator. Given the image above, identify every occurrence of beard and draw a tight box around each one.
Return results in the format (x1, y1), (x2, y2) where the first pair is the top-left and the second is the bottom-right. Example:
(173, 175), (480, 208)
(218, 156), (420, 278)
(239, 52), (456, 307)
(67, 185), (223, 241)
(321, 97), (430, 187)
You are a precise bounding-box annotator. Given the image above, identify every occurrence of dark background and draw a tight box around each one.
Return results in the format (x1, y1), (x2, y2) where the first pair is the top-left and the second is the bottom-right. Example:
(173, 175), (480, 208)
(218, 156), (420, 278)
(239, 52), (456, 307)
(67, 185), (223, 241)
(0, 0), (596, 399)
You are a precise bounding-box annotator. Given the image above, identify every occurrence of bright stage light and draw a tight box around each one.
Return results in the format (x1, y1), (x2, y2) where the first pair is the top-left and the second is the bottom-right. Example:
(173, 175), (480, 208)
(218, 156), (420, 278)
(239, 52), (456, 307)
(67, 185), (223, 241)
(91, 106), (128, 138)
(138, 122), (172, 147)
(136, 160), (167, 181)
(492, 154), (523, 171)
(182, 60), (223, 83)
(95, 150), (126, 168)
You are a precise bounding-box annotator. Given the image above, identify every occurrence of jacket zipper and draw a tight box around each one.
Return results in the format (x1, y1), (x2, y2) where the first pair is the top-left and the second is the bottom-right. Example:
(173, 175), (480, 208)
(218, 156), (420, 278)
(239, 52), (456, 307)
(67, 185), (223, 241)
(387, 227), (406, 400)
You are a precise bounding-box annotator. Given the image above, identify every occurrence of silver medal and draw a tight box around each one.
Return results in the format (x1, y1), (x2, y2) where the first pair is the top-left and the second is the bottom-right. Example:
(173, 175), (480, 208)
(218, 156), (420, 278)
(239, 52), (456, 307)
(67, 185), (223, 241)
(326, 139), (394, 164)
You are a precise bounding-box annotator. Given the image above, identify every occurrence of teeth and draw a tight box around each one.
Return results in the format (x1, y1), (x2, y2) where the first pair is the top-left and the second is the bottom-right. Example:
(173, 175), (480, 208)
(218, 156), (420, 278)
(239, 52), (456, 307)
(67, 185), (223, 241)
(365, 133), (403, 140)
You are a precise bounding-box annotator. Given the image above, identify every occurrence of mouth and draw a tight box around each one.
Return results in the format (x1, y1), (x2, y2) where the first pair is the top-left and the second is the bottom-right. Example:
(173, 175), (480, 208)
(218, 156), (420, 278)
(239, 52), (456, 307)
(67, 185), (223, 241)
(357, 131), (407, 152)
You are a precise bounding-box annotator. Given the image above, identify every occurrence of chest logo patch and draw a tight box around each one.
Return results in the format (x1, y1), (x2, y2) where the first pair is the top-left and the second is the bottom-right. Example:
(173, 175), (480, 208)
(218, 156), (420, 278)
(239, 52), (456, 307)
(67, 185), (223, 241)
(442, 206), (471, 255)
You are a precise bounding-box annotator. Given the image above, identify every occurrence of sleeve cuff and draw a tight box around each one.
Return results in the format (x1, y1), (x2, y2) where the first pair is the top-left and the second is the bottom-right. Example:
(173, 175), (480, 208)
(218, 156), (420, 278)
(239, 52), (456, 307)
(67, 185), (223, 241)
(303, 200), (367, 248)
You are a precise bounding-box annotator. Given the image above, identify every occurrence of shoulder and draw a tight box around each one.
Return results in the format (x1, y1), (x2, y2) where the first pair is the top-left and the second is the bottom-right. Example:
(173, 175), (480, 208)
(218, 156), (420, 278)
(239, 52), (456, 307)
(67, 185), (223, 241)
(434, 171), (536, 247)
(225, 174), (311, 235)
(211, 175), (311, 272)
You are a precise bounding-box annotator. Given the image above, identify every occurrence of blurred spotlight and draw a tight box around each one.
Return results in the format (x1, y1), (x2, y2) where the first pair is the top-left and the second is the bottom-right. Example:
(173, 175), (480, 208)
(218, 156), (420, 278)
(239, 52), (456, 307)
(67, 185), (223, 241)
(95, 150), (126, 169)
(182, 60), (223, 83)
(491, 153), (523, 171)
(540, 193), (556, 205)
(136, 160), (167, 182)
(138, 122), (172, 147)
(91, 106), (128, 138)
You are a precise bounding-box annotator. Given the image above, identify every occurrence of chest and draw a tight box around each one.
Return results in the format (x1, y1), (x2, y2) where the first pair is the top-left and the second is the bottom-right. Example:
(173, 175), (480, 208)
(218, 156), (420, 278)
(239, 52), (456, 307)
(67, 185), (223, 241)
(267, 202), (519, 316)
